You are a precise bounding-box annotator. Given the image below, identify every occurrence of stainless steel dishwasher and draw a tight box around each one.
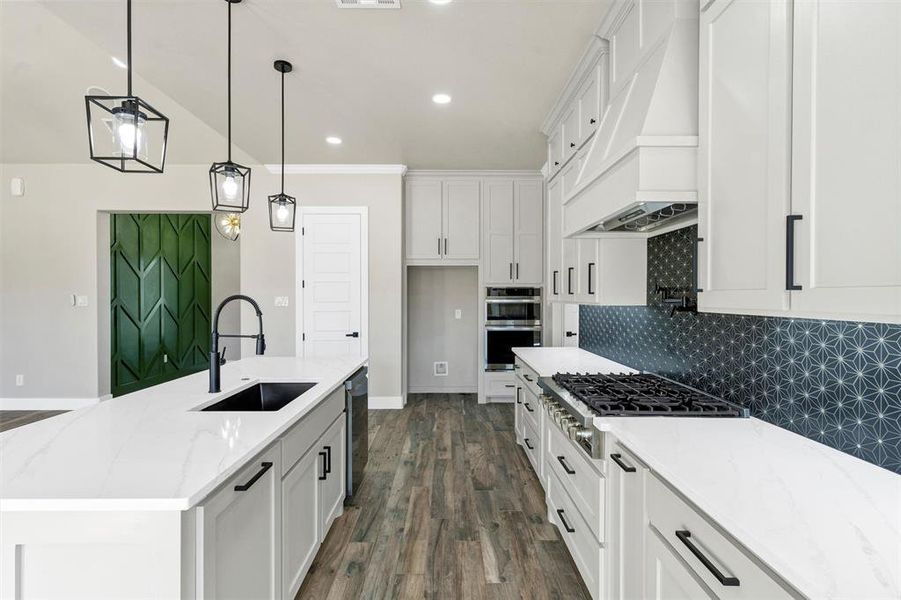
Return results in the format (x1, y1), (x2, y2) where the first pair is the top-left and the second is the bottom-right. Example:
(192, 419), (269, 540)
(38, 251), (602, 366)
(345, 367), (368, 499)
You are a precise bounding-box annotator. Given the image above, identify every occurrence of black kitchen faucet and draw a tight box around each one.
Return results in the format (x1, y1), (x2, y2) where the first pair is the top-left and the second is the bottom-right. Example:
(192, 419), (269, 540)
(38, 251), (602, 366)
(209, 294), (266, 393)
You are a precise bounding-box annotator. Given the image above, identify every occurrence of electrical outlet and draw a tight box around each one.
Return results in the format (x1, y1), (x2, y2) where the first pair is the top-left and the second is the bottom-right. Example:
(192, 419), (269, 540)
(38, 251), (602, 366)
(434, 361), (448, 376)
(15, 374), (24, 386)
(274, 296), (290, 307)
(454, 309), (462, 319)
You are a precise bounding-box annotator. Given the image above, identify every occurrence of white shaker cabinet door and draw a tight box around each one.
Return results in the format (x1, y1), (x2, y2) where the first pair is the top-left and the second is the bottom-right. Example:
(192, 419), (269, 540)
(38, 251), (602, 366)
(443, 180), (481, 260)
(282, 446), (321, 600)
(405, 179), (443, 260)
(483, 180), (516, 284)
(608, 445), (648, 600)
(644, 528), (716, 600)
(697, 0), (792, 315)
(318, 415), (346, 536)
(514, 179), (544, 285)
(547, 177), (564, 300)
(790, 0), (901, 322)
(199, 445), (282, 600)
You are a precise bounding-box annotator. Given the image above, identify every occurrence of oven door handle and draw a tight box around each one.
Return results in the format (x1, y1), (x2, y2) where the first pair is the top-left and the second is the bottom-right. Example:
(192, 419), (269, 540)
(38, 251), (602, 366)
(485, 297), (542, 304)
(485, 325), (543, 331)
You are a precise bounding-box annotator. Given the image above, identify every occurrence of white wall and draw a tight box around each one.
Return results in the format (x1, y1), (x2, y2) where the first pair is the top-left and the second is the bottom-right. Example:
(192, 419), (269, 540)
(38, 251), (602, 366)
(407, 266), (479, 393)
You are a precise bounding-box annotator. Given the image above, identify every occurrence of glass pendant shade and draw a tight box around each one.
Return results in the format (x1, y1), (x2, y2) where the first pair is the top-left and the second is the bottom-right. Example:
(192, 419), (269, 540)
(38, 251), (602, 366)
(268, 193), (296, 232)
(210, 161), (251, 212)
(214, 212), (241, 241)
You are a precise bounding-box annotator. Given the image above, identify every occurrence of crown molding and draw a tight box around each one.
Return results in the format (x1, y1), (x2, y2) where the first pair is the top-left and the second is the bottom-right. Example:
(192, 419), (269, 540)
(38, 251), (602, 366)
(265, 164), (408, 175)
(405, 169), (543, 179)
(540, 35), (610, 135)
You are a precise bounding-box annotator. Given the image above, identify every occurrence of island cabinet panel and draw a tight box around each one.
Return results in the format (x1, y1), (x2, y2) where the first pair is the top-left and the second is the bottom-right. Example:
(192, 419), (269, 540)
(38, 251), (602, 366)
(607, 443), (648, 600)
(282, 445), (321, 600)
(282, 386), (345, 477)
(197, 444), (282, 600)
(317, 414), (347, 535)
(644, 526), (714, 600)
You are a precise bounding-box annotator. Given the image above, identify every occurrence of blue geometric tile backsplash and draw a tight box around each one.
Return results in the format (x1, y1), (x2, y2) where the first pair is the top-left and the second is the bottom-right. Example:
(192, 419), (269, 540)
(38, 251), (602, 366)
(579, 225), (901, 474)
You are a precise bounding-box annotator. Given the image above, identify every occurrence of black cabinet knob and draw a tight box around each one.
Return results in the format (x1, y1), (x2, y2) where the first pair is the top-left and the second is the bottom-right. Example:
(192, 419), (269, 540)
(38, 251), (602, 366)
(570, 142), (576, 148)
(590, 118), (597, 125)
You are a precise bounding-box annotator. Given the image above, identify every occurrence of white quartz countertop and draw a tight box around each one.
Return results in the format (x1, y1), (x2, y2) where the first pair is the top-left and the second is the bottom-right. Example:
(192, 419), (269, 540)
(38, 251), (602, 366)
(515, 347), (901, 600)
(0, 355), (366, 512)
(513, 346), (637, 376)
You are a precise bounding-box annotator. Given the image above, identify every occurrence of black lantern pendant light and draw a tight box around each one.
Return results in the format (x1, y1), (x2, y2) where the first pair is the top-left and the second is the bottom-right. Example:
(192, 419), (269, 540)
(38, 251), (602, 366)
(268, 60), (296, 232)
(210, 0), (251, 213)
(85, 0), (169, 173)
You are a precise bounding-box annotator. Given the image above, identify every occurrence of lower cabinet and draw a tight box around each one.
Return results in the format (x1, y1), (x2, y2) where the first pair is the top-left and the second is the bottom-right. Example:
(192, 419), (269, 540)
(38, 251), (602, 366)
(608, 443), (648, 600)
(318, 415), (347, 536)
(281, 444), (321, 599)
(198, 444), (282, 600)
(644, 526), (715, 600)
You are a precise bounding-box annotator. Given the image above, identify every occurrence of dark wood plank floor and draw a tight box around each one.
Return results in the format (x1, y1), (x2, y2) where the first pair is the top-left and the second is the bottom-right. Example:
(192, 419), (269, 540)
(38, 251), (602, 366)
(0, 410), (67, 433)
(297, 393), (590, 600)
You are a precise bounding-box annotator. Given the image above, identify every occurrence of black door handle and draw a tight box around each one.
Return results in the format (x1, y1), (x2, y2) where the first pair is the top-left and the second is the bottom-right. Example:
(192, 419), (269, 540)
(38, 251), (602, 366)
(515, 263), (519, 280)
(557, 455), (575, 475)
(444, 237), (448, 255)
(587, 262), (595, 295)
(556, 509), (575, 533)
(324, 445), (332, 475)
(565, 331), (577, 338)
(509, 263), (513, 280)
(553, 270), (559, 295)
(516, 387), (522, 404)
(610, 453), (636, 473)
(234, 461), (273, 491)
(346, 332), (359, 338)
(676, 530), (740, 587)
(318, 451), (328, 480)
(524, 438), (534, 450)
(567, 267), (574, 294)
(786, 215), (803, 291)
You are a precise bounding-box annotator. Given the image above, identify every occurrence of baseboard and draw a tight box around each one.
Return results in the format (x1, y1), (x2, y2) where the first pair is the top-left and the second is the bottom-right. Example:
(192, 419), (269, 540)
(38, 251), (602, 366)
(368, 395), (405, 410)
(0, 396), (104, 410)
(406, 386), (479, 394)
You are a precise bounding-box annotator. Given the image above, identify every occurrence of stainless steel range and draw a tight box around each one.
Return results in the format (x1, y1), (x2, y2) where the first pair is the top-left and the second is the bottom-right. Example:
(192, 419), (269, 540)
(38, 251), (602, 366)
(538, 372), (749, 459)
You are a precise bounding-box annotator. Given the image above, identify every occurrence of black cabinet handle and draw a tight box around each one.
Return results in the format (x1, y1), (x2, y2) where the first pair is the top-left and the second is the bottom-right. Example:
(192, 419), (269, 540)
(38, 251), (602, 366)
(565, 331), (577, 338)
(556, 509), (575, 533)
(324, 445), (332, 475)
(444, 237), (448, 255)
(786, 215), (803, 291)
(509, 263), (513, 280)
(590, 118), (597, 125)
(516, 387), (522, 404)
(587, 262), (595, 295)
(553, 270), (559, 295)
(318, 451), (328, 480)
(345, 332), (359, 338)
(523, 374), (533, 382)
(676, 530), (740, 587)
(557, 455), (575, 475)
(567, 267), (574, 294)
(524, 438), (534, 450)
(694, 237), (704, 293)
(610, 453), (636, 473)
(234, 461), (273, 491)
(505, 384), (516, 388)
(524, 402), (534, 413)
(515, 263), (519, 280)
(554, 161), (560, 167)
(438, 237), (441, 256)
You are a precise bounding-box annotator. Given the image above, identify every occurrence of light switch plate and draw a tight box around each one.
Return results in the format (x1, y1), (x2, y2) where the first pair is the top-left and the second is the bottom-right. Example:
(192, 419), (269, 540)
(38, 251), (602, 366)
(274, 296), (290, 307)
(75, 295), (89, 307)
(15, 374), (24, 386)
(434, 361), (448, 376)
(454, 309), (462, 319)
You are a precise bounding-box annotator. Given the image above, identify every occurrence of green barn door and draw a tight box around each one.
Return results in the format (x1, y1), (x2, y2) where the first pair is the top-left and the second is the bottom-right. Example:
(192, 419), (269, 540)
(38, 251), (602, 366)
(111, 214), (212, 397)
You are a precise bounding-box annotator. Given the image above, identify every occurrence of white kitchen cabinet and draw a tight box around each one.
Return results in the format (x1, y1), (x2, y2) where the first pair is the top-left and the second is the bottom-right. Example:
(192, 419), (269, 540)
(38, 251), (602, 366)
(198, 444), (282, 600)
(547, 177), (563, 300)
(575, 238), (598, 304)
(405, 177), (480, 263)
(405, 179), (443, 260)
(318, 415), (346, 535)
(281, 445), (320, 600)
(608, 444), (648, 600)
(548, 125), (564, 175)
(697, 0), (792, 315)
(644, 527), (714, 600)
(483, 178), (544, 285)
(562, 105), (580, 161)
(789, 0), (901, 323)
(561, 159), (581, 300)
(577, 59), (604, 146)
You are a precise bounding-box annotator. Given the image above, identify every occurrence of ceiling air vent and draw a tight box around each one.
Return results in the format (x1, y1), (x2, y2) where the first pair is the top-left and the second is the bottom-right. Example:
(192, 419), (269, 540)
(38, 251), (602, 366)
(335, 0), (401, 8)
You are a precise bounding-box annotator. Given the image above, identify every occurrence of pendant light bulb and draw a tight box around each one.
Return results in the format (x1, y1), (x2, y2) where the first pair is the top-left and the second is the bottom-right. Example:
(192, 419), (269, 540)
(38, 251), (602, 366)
(276, 201), (290, 223)
(221, 172), (239, 199)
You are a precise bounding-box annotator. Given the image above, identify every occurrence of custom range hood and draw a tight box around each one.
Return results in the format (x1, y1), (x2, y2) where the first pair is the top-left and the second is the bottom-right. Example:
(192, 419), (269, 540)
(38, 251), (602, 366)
(564, 1), (699, 236)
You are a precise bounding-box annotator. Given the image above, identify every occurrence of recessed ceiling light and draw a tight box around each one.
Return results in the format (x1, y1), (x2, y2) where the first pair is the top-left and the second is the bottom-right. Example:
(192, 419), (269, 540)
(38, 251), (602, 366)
(112, 56), (127, 69)
(326, 136), (343, 145)
(432, 93), (452, 105)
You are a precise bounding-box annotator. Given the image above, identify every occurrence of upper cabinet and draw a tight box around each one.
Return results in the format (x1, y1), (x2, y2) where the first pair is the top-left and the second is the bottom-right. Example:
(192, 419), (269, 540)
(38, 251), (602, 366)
(577, 61), (606, 147)
(699, 0), (901, 323)
(405, 177), (480, 263)
(546, 177), (563, 299)
(483, 178), (545, 285)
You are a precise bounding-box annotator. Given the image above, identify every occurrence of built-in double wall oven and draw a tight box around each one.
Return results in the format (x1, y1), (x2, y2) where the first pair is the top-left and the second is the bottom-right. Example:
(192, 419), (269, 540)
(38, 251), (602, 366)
(485, 287), (542, 371)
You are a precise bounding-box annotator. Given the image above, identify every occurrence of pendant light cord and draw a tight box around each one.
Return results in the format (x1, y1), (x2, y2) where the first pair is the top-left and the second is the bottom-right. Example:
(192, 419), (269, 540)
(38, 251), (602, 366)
(227, 0), (232, 162)
(281, 69), (285, 194)
(126, 0), (132, 96)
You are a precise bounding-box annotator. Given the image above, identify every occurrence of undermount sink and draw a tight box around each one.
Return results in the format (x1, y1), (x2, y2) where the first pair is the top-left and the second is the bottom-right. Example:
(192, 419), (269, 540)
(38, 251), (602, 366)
(200, 382), (316, 412)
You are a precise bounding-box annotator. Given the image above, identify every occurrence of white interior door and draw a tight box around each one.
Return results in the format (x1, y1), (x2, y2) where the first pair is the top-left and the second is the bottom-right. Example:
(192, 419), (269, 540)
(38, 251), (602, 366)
(301, 212), (364, 357)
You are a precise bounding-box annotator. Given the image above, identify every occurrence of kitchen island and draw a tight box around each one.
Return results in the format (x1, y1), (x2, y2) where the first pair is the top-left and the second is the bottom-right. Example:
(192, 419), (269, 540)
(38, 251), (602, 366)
(0, 355), (366, 599)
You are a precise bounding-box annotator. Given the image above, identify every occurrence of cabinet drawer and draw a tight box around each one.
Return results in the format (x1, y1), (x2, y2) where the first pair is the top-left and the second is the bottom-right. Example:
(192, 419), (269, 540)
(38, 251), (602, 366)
(519, 385), (540, 434)
(281, 387), (344, 477)
(484, 371), (516, 399)
(547, 466), (604, 600)
(545, 419), (604, 543)
(521, 414), (540, 474)
(647, 475), (795, 599)
(514, 357), (542, 398)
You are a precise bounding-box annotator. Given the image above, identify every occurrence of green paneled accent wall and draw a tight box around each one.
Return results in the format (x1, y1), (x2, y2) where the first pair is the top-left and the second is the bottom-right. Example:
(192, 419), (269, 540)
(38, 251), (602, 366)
(111, 214), (212, 397)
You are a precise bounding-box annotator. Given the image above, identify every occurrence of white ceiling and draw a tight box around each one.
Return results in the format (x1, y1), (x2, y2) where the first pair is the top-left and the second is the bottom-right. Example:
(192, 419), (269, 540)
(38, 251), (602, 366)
(2, 0), (611, 169)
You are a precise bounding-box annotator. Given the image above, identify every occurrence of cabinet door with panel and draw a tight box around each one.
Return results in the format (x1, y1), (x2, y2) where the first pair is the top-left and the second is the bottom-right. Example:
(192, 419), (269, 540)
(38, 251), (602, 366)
(547, 178), (563, 300)
(483, 180), (516, 284)
(608, 444), (648, 600)
(576, 239), (598, 303)
(318, 415), (346, 535)
(644, 528), (715, 600)
(548, 126), (564, 175)
(282, 446), (320, 600)
(443, 180), (481, 260)
(577, 63), (601, 146)
(790, 0), (901, 322)
(562, 106), (580, 161)
(405, 180), (443, 260)
(513, 180), (544, 285)
(697, 0), (792, 314)
(199, 444), (281, 600)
